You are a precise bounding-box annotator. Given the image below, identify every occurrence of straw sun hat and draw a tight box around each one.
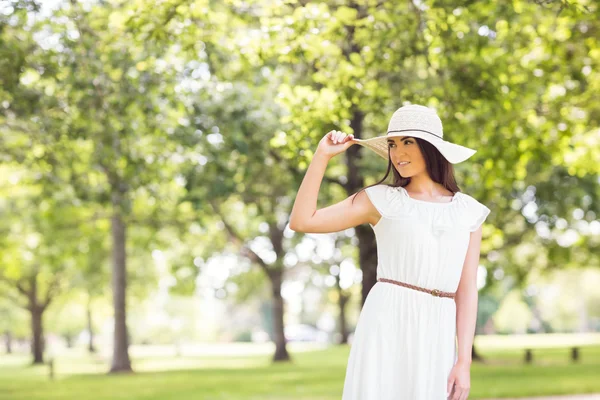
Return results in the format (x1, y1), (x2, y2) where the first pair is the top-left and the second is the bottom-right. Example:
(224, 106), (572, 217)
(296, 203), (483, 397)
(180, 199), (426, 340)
(353, 104), (477, 164)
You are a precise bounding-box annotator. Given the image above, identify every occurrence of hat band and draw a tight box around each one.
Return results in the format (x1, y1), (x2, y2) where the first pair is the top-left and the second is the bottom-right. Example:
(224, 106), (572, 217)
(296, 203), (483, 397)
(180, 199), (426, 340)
(387, 129), (442, 140)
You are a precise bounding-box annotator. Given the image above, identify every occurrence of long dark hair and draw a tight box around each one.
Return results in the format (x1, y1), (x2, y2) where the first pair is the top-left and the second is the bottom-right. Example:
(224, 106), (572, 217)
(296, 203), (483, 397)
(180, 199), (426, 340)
(352, 137), (461, 203)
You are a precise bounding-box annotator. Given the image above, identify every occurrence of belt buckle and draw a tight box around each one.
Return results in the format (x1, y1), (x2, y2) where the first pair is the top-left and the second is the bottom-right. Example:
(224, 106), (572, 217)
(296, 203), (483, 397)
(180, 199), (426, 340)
(431, 289), (441, 297)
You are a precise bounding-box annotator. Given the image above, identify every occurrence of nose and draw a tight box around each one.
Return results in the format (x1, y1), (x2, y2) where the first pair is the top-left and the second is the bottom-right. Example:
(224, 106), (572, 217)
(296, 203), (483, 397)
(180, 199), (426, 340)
(391, 149), (406, 159)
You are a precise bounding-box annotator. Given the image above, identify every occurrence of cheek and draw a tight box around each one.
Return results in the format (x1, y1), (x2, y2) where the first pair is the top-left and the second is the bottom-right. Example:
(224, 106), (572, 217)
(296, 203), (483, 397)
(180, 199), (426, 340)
(410, 148), (425, 162)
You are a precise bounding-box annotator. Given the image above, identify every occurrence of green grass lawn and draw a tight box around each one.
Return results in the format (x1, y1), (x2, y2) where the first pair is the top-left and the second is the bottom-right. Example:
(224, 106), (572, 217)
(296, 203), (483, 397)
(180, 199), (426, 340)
(1, 336), (599, 400)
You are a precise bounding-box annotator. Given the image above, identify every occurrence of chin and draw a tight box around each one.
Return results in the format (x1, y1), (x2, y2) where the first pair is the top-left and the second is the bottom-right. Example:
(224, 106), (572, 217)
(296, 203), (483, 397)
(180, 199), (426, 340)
(396, 170), (412, 178)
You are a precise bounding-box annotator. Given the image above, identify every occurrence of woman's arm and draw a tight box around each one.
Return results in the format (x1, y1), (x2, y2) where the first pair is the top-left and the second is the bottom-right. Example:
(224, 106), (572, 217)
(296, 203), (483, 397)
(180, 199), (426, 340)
(288, 150), (331, 230)
(455, 226), (483, 364)
(447, 226), (483, 399)
(288, 130), (378, 233)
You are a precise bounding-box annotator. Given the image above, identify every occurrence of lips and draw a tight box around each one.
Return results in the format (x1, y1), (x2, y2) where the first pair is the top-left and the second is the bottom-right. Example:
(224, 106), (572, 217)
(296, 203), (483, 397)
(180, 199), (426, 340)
(398, 162), (410, 166)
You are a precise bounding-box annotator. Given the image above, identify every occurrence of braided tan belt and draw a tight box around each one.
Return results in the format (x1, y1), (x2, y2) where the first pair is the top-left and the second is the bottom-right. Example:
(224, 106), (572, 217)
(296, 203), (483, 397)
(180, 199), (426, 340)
(378, 278), (456, 299)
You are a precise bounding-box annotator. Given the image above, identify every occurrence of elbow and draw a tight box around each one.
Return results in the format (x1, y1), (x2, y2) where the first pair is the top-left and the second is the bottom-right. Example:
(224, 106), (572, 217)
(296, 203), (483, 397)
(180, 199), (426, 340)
(289, 213), (317, 233)
(288, 220), (304, 233)
(454, 286), (478, 304)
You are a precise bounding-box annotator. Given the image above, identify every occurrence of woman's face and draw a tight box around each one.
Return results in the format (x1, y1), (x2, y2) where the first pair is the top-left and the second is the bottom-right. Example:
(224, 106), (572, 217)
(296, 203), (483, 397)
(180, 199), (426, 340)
(388, 136), (426, 177)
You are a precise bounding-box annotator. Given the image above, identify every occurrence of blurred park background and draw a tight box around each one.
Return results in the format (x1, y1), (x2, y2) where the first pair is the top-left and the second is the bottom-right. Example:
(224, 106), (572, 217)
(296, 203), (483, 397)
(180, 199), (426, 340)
(1, 0), (599, 399)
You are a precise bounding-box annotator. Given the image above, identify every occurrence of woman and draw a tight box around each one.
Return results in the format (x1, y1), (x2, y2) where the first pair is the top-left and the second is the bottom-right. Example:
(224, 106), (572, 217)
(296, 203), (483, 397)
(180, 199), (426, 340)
(289, 104), (491, 400)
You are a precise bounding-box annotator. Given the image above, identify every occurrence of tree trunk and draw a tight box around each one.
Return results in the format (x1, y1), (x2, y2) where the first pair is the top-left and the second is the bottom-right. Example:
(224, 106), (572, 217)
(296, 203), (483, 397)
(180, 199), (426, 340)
(31, 306), (44, 364)
(109, 202), (132, 373)
(345, 109), (378, 306)
(334, 272), (350, 344)
(25, 274), (46, 365)
(338, 290), (350, 345)
(5, 331), (13, 354)
(356, 226), (378, 306)
(87, 298), (96, 353)
(270, 270), (290, 362)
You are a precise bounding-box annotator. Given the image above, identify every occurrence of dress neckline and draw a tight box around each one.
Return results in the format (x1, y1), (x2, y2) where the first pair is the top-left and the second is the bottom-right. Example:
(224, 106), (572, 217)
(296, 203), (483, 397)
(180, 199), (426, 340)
(397, 185), (460, 206)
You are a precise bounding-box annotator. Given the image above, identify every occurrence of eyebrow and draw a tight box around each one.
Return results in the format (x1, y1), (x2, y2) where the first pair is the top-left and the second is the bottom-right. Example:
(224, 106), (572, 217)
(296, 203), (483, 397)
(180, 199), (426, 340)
(387, 137), (411, 143)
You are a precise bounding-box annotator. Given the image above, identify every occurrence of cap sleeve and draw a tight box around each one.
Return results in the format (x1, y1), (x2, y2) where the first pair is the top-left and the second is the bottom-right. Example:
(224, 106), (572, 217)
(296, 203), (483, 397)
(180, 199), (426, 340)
(469, 202), (491, 232)
(364, 184), (391, 218)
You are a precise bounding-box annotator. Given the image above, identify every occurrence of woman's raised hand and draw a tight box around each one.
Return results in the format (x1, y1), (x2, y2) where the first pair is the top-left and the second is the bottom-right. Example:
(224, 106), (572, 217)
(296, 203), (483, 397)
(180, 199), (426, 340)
(316, 130), (356, 159)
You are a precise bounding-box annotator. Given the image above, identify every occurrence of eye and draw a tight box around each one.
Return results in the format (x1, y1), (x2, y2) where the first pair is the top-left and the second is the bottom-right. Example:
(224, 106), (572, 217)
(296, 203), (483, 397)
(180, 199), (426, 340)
(387, 142), (396, 148)
(403, 139), (413, 145)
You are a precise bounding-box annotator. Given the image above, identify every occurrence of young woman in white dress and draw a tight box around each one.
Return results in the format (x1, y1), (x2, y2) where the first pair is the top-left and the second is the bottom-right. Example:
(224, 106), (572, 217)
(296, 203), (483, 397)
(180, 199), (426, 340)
(290, 104), (490, 400)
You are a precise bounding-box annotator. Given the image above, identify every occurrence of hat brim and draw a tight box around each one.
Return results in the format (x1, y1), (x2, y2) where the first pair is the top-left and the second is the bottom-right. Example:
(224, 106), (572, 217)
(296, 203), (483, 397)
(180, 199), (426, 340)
(354, 132), (476, 164)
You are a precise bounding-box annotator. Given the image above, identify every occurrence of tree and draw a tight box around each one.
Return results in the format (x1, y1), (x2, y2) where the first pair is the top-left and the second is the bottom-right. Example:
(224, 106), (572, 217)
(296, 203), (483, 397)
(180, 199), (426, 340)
(129, 0), (600, 361)
(0, 180), (83, 363)
(2, 0), (185, 371)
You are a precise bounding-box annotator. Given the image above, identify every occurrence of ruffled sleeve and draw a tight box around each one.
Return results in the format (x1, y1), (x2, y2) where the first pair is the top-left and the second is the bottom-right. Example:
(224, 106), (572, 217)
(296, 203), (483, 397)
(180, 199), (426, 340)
(364, 184), (390, 218)
(364, 184), (408, 219)
(468, 201), (491, 232)
(429, 192), (491, 235)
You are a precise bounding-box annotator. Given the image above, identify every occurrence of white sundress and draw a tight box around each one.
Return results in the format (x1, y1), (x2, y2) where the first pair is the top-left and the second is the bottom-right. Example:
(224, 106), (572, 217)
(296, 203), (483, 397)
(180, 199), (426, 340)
(342, 184), (491, 400)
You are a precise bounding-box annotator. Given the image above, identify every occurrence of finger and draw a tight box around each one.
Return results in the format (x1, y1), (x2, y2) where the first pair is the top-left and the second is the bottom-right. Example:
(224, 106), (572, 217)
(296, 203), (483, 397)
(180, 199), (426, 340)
(451, 387), (460, 400)
(460, 389), (470, 400)
(447, 379), (454, 397)
(452, 388), (462, 400)
(335, 131), (343, 143)
(330, 131), (338, 144)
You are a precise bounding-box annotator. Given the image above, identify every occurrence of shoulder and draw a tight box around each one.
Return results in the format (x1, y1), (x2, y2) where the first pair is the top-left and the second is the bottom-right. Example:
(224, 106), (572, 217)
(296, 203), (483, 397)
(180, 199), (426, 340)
(364, 183), (392, 196)
(364, 184), (403, 202)
(456, 192), (489, 209)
